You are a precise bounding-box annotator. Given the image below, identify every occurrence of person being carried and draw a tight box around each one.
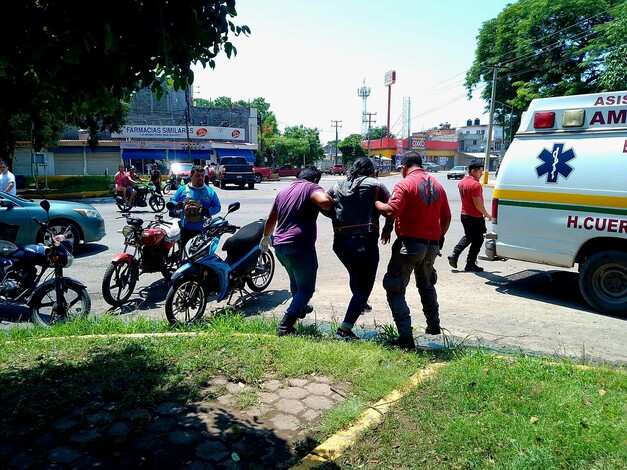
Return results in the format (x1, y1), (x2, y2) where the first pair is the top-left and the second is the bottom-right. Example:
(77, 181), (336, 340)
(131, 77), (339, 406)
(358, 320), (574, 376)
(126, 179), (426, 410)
(170, 164), (221, 251)
(149, 163), (162, 195)
(448, 159), (492, 272)
(323, 157), (394, 340)
(0, 161), (16, 196)
(375, 153), (451, 350)
(259, 166), (333, 336)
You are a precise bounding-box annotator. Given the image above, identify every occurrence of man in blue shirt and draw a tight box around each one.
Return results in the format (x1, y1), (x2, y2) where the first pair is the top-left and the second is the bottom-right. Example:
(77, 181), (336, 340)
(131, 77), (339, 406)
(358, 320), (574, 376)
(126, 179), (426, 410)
(171, 165), (221, 251)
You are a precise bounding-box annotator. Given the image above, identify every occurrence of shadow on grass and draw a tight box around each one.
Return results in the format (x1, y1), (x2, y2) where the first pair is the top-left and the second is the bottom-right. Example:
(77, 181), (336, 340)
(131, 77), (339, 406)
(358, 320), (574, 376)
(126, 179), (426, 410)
(0, 342), (295, 468)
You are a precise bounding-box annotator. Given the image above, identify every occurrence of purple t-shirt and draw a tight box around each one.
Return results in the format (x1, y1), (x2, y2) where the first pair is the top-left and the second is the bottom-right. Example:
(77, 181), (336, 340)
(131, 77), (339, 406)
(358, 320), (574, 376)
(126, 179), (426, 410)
(272, 179), (325, 248)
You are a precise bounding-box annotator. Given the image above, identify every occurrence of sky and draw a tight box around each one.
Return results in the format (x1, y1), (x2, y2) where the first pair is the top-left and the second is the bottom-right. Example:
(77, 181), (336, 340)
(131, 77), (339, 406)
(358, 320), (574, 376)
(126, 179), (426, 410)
(191, 0), (514, 143)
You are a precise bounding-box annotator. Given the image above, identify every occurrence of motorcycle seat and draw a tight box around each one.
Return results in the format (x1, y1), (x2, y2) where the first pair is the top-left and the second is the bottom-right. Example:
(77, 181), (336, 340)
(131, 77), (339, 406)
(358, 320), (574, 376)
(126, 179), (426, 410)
(222, 219), (264, 261)
(0, 240), (18, 258)
(160, 223), (180, 242)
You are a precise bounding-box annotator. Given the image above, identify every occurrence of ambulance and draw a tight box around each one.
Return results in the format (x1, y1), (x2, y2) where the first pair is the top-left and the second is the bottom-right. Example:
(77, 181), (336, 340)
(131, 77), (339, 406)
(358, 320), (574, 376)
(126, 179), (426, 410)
(484, 91), (627, 315)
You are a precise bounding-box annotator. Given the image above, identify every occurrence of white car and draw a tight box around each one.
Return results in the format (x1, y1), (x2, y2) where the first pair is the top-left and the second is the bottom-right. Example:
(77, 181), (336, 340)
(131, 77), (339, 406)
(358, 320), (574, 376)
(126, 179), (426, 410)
(447, 166), (467, 180)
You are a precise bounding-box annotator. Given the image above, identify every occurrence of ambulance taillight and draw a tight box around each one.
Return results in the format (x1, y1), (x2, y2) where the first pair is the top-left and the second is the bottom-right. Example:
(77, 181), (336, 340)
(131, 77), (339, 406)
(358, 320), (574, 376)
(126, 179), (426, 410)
(491, 198), (498, 224)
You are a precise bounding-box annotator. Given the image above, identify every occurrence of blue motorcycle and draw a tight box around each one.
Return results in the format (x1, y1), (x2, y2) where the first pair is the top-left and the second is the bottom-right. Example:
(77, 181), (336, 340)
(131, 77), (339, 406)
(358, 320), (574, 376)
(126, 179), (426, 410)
(0, 200), (91, 326)
(164, 202), (275, 324)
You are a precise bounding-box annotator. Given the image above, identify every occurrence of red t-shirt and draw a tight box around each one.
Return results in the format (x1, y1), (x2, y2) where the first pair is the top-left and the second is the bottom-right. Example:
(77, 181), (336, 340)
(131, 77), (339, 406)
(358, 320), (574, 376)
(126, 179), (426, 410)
(459, 175), (484, 217)
(386, 169), (451, 240)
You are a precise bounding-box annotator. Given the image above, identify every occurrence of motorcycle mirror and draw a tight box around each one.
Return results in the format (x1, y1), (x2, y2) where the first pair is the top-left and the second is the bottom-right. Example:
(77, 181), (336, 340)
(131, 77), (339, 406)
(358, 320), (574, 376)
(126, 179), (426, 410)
(40, 200), (51, 213)
(227, 202), (240, 214)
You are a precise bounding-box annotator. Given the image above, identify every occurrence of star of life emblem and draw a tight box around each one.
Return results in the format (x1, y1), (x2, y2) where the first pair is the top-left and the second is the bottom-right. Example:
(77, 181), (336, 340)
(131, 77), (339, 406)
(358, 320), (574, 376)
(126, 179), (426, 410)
(536, 143), (575, 183)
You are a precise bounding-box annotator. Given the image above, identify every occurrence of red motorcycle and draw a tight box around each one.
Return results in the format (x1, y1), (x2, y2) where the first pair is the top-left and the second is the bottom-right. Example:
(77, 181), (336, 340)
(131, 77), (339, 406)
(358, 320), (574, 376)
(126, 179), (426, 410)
(102, 213), (181, 307)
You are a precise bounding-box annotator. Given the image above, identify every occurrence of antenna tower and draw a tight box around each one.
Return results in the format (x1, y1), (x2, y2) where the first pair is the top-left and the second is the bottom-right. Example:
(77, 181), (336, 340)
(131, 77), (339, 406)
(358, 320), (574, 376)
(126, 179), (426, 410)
(357, 79), (371, 136)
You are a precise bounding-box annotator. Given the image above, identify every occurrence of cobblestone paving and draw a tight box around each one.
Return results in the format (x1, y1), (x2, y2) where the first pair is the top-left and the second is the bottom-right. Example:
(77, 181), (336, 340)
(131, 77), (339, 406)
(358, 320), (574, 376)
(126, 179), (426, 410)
(0, 374), (349, 469)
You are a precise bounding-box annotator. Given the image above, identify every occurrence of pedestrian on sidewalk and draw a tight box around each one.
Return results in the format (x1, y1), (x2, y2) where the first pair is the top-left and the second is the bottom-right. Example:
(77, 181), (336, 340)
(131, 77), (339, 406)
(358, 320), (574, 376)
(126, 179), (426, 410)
(448, 159), (493, 272)
(375, 153), (451, 350)
(324, 157), (394, 341)
(259, 166), (333, 336)
(0, 161), (16, 196)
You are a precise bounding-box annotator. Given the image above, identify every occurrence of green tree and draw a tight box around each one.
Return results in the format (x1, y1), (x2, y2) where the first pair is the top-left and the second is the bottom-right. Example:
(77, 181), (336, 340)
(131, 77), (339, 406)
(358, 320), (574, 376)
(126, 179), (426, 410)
(338, 134), (367, 165)
(466, 0), (626, 126)
(0, 0), (249, 159)
(588, 2), (627, 90)
(283, 125), (324, 166)
(366, 126), (392, 140)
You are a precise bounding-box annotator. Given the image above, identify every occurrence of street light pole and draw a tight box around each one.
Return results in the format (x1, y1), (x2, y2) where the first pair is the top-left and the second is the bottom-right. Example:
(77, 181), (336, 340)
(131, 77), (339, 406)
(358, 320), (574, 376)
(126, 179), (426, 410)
(483, 67), (498, 185)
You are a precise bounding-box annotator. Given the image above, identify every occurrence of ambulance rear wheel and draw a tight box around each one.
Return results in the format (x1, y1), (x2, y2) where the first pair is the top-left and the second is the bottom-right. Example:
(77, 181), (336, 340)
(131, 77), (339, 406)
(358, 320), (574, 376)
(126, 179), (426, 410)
(578, 250), (627, 317)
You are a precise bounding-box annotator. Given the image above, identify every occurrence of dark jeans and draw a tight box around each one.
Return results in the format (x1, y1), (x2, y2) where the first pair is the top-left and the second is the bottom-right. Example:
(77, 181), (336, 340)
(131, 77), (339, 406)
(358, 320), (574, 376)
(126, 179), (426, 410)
(151, 180), (162, 195)
(452, 215), (487, 265)
(274, 244), (318, 318)
(383, 238), (440, 337)
(333, 234), (379, 328)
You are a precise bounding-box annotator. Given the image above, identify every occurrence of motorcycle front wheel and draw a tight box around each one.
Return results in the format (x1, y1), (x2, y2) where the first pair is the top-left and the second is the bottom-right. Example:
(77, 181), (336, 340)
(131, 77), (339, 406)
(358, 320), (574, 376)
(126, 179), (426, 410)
(116, 200), (130, 212)
(163, 183), (173, 194)
(149, 194), (166, 212)
(165, 275), (207, 325)
(246, 250), (275, 292)
(31, 284), (91, 326)
(102, 260), (139, 306)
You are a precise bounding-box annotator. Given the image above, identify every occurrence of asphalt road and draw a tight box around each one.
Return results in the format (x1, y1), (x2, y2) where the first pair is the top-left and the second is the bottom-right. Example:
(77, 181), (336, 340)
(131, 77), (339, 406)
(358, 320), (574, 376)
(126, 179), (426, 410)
(4, 173), (626, 365)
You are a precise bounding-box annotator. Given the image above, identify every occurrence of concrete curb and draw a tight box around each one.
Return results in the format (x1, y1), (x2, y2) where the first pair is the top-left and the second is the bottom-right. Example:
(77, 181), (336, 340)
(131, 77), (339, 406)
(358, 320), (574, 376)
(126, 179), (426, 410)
(291, 362), (447, 469)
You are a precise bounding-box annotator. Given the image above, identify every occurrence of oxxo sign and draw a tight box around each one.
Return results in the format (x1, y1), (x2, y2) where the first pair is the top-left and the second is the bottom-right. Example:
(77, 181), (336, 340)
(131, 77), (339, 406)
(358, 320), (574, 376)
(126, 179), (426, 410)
(411, 138), (426, 149)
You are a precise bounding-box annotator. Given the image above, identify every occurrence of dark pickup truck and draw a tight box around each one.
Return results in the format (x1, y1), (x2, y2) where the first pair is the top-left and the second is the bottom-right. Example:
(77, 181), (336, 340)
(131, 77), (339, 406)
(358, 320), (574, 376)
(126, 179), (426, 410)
(211, 156), (255, 189)
(274, 164), (302, 178)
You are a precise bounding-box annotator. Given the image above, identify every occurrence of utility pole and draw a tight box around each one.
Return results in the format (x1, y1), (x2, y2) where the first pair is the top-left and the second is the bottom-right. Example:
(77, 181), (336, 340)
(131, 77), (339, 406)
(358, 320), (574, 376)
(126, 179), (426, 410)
(184, 89), (192, 161)
(331, 120), (342, 165)
(483, 66), (506, 184)
(364, 112), (377, 159)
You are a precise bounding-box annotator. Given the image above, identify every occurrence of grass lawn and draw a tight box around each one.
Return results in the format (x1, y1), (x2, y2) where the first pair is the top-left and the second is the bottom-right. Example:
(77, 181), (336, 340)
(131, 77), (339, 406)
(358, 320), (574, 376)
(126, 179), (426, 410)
(0, 312), (625, 468)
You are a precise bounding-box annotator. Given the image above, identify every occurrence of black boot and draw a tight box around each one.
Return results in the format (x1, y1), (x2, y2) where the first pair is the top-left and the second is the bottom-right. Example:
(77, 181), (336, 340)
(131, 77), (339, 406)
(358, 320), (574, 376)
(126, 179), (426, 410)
(276, 314), (298, 337)
(447, 255), (458, 269)
(391, 336), (416, 350)
(425, 323), (441, 335)
(448, 246), (463, 268)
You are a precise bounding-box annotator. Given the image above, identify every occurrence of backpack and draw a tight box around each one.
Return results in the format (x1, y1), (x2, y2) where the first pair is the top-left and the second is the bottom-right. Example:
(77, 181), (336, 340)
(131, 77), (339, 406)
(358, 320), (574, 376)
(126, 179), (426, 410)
(184, 184), (205, 223)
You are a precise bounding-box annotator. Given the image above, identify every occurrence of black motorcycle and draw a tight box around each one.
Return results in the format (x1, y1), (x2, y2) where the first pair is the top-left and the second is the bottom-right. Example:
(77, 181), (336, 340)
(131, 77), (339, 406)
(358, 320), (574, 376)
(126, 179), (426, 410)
(0, 200), (91, 326)
(163, 174), (182, 194)
(115, 181), (165, 213)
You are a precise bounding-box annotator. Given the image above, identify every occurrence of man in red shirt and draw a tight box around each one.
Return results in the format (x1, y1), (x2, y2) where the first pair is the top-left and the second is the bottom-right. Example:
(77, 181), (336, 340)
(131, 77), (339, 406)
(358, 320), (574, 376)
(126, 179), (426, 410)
(375, 153), (451, 350)
(448, 159), (493, 272)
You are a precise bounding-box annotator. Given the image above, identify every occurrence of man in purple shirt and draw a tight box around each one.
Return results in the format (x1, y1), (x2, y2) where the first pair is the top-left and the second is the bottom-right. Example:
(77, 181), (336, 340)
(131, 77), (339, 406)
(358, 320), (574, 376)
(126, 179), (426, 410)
(260, 166), (333, 336)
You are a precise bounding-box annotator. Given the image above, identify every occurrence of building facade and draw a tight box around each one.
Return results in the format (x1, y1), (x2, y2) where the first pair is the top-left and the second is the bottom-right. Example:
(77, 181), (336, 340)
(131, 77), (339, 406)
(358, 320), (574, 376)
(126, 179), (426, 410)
(12, 87), (259, 179)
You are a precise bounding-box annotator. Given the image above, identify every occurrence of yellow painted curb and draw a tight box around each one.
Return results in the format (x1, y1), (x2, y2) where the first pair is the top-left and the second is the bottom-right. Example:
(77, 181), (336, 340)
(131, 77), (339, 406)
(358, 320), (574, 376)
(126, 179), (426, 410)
(291, 362), (447, 469)
(18, 190), (112, 200)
